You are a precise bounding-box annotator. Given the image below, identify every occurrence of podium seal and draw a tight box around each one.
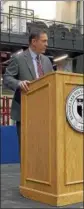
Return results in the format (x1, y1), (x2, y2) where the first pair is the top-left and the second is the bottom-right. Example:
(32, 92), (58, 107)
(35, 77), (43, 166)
(66, 86), (84, 133)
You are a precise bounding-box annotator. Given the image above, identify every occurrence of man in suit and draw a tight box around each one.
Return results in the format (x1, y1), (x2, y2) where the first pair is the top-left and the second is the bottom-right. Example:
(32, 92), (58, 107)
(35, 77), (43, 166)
(3, 28), (53, 156)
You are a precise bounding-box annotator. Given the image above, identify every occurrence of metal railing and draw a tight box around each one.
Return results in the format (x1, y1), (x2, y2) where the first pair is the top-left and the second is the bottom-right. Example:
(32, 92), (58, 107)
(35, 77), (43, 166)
(1, 13), (9, 32)
(0, 96), (15, 126)
(1, 6), (84, 35)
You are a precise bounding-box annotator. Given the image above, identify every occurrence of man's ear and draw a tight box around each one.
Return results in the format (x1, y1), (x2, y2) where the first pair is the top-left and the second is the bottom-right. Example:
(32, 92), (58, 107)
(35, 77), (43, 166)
(32, 39), (37, 45)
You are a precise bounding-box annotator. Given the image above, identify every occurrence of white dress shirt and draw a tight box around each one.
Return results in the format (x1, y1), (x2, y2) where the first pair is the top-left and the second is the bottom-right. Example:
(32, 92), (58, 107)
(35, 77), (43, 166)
(29, 48), (40, 78)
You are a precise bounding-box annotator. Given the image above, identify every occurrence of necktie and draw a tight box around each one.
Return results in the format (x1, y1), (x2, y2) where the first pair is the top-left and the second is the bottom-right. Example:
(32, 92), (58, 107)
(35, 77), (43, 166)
(36, 55), (44, 77)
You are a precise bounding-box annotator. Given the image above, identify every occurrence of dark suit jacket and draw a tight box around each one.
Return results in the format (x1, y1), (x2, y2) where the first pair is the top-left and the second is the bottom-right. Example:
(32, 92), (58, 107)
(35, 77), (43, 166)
(3, 49), (53, 121)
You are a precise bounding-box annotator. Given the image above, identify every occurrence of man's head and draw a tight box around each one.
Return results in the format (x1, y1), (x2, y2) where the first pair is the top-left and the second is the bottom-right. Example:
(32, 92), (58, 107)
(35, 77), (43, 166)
(29, 29), (48, 54)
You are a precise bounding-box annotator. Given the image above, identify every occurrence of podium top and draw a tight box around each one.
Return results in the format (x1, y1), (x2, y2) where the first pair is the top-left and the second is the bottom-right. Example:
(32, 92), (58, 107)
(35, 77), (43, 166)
(49, 71), (83, 77)
(21, 70), (83, 97)
(30, 70), (83, 85)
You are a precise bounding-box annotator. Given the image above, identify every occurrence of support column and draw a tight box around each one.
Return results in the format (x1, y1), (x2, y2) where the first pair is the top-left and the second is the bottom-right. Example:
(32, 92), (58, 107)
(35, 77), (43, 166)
(56, 1), (77, 24)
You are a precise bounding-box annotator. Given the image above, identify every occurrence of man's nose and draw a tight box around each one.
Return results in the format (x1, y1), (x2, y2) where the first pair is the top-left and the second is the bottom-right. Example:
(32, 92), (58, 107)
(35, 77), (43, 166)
(45, 41), (48, 46)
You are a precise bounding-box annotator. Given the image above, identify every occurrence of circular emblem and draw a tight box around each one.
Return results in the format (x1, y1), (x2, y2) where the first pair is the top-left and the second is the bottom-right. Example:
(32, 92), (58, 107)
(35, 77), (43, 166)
(66, 86), (84, 133)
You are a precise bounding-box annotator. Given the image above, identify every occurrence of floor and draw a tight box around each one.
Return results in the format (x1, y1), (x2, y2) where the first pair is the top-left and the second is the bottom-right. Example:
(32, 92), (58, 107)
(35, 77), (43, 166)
(1, 164), (83, 208)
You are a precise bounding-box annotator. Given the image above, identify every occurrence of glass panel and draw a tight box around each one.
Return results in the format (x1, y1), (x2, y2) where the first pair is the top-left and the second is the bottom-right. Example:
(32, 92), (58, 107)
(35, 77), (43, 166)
(28, 1), (56, 20)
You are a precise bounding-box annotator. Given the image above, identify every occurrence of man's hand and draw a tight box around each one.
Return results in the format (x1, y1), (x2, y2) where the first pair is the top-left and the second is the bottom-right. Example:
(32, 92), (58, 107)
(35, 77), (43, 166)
(19, 80), (30, 92)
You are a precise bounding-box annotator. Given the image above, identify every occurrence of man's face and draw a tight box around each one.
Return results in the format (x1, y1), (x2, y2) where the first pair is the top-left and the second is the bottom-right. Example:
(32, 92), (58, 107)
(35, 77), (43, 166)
(32, 33), (48, 54)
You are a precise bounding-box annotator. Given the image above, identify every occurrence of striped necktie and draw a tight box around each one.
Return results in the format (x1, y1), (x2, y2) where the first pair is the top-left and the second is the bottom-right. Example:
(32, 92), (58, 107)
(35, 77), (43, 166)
(36, 55), (44, 77)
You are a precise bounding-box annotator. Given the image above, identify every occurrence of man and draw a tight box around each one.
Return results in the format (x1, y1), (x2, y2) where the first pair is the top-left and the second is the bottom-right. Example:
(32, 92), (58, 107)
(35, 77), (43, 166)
(3, 29), (53, 156)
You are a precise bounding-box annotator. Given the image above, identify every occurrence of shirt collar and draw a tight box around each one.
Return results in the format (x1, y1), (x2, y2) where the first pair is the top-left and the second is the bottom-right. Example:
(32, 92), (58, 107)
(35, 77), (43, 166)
(29, 48), (37, 60)
(29, 48), (41, 60)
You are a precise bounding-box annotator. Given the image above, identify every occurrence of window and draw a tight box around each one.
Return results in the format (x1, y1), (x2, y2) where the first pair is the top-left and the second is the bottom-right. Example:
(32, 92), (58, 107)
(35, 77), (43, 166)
(28, 1), (56, 20)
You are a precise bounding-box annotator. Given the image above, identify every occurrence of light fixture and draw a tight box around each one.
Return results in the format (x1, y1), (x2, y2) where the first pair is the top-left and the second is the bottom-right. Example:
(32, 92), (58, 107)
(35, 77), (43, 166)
(53, 54), (68, 62)
(16, 49), (23, 54)
(11, 49), (23, 57)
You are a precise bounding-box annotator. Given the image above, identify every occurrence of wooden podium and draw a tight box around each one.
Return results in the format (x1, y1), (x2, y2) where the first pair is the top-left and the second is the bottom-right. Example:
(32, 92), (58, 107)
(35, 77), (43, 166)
(20, 71), (83, 206)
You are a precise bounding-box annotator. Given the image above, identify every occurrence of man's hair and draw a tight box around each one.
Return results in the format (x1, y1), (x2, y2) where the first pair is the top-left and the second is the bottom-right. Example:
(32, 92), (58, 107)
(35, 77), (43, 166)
(29, 28), (47, 44)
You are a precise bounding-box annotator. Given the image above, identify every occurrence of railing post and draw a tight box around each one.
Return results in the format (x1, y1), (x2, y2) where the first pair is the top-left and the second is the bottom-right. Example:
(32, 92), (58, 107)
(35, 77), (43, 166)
(3, 97), (5, 125)
(7, 97), (10, 125)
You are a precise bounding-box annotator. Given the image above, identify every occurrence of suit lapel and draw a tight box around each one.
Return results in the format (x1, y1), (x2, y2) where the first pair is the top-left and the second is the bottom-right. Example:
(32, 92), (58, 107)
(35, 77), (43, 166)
(24, 49), (36, 79)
